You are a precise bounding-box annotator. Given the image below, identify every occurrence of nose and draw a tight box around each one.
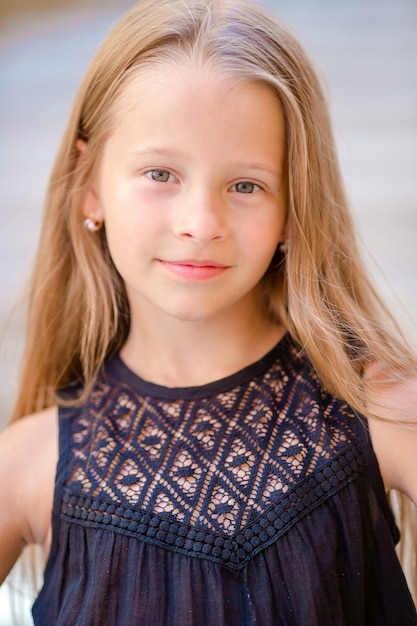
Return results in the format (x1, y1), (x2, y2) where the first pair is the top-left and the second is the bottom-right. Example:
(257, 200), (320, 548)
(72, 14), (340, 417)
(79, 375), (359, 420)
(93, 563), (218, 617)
(172, 186), (227, 242)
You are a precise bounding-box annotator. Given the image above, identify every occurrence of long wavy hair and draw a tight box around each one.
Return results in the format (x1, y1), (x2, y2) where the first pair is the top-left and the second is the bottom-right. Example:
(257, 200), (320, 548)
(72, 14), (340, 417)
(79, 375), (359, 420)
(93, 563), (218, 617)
(9, 0), (416, 597)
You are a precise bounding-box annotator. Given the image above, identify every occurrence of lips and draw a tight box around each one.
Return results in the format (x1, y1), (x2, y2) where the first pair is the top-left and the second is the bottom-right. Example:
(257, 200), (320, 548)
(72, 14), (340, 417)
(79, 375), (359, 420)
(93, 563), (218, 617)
(158, 259), (230, 280)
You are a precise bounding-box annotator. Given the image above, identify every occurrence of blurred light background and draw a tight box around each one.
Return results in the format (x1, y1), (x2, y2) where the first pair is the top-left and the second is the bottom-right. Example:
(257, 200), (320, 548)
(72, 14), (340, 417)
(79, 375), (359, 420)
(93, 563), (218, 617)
(0, 0), (416, 622)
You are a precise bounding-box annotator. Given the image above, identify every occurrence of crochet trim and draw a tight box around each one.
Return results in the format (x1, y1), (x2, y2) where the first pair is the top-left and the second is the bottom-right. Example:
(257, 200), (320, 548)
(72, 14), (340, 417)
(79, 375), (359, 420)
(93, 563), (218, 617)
(61, 445), (363, 570)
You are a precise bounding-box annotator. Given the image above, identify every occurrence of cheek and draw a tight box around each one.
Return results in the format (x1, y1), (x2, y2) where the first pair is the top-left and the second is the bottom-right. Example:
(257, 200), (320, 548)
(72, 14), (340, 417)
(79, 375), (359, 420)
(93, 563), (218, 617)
(103, 204), (163, 276)
(100, 185), (151, 239)
(246, 214), (285, 263)
(105, 178), (170, 231)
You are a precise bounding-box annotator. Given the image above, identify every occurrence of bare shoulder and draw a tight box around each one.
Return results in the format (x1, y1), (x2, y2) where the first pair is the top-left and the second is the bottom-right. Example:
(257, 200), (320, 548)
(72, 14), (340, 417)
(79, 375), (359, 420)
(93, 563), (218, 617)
(365, 363), (417, 504)
(0, 406), (58, 584)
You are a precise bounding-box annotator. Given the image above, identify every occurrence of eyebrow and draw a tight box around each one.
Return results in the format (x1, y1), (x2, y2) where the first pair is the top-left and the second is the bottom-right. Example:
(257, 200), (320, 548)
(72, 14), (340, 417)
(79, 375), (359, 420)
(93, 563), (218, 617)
(128, 149), (282, 180)
(128, 148), (182, 160)
(235, 161), (282, 180)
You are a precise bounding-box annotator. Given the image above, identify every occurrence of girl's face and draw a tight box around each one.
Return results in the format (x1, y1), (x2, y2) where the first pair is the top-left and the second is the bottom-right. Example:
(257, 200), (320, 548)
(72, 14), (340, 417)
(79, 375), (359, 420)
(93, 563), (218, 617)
(84, 65), (287, 327)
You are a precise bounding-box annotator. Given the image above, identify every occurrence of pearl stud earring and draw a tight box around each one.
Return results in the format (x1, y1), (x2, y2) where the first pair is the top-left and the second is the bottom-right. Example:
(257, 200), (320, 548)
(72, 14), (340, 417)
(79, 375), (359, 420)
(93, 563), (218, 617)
(83, 217), (103, 232)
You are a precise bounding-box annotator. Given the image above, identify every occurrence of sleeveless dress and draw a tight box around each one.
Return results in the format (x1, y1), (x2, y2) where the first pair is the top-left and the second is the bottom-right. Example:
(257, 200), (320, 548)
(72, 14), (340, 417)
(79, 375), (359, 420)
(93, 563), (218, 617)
(32, 334), (417, 625)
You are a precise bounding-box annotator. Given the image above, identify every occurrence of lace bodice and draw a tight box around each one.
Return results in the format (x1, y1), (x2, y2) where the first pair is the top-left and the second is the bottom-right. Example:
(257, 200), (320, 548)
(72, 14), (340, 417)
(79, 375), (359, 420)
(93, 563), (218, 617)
(64, 336), (359, 539)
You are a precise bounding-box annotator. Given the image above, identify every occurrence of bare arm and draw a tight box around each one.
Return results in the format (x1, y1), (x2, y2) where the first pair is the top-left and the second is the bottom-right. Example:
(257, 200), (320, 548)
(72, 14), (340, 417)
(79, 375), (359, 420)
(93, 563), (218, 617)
(0, 407), (58, 584)
(366, 366), (417, 505)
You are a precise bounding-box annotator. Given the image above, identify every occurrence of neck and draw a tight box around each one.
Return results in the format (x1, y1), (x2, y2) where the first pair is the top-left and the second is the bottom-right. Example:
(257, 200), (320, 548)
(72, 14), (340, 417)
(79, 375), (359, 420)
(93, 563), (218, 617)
(120, 304), (285, 388)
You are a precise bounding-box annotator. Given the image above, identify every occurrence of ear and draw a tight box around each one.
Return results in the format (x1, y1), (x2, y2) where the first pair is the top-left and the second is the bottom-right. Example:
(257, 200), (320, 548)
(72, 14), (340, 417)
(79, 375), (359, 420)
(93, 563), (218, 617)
(83, 186), (104, 222)
(280, 214), (289, 244)
(76, 139), (104, 222)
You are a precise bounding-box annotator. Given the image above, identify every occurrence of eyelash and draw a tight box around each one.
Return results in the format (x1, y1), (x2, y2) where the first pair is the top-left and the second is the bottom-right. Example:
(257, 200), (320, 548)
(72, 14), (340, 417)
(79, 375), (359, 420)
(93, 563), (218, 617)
(230, 181), (262, 194)
(145, 169), (263, 194)
(146, 169), (176, 183)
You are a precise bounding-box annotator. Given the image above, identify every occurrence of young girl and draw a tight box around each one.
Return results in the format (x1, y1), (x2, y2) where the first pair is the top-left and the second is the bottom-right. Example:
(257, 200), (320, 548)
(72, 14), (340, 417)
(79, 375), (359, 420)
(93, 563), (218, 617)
(1, 0), (416, 623)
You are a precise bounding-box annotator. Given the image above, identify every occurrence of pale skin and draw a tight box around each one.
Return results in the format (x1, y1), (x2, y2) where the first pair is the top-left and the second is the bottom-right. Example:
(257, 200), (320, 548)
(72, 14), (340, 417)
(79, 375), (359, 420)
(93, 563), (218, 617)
(1, 65), (417, 586)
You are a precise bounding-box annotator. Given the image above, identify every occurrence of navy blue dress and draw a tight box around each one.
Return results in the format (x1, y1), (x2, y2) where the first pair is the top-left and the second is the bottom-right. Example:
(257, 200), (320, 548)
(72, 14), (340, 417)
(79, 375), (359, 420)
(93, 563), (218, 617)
(32, 335), (417, 625)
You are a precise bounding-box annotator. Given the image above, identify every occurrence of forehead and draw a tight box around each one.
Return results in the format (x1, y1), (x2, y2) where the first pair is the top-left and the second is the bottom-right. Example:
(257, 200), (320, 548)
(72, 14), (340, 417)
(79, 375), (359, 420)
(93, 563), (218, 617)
(111, 61), (284, 130)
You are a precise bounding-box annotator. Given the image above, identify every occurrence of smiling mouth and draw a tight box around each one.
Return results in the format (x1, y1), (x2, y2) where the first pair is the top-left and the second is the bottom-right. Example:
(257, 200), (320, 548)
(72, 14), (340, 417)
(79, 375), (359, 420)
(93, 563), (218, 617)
(158, 259), (230, 280)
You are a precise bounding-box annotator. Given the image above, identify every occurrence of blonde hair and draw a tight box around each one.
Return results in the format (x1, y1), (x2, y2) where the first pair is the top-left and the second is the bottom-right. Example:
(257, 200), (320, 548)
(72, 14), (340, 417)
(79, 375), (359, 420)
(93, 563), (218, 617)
(9, 0), (416, 596)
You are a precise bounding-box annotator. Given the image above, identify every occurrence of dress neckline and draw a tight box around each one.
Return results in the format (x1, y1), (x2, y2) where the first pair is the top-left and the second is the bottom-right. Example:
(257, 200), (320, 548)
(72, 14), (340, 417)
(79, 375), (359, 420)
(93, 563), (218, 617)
(105, 333), (292, 400)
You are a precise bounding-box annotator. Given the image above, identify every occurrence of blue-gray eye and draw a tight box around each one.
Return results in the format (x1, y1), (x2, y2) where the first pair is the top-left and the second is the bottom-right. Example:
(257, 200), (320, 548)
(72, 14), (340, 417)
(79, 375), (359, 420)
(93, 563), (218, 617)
(235, 181), (256, 193)
(150, 169), (171, 182)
